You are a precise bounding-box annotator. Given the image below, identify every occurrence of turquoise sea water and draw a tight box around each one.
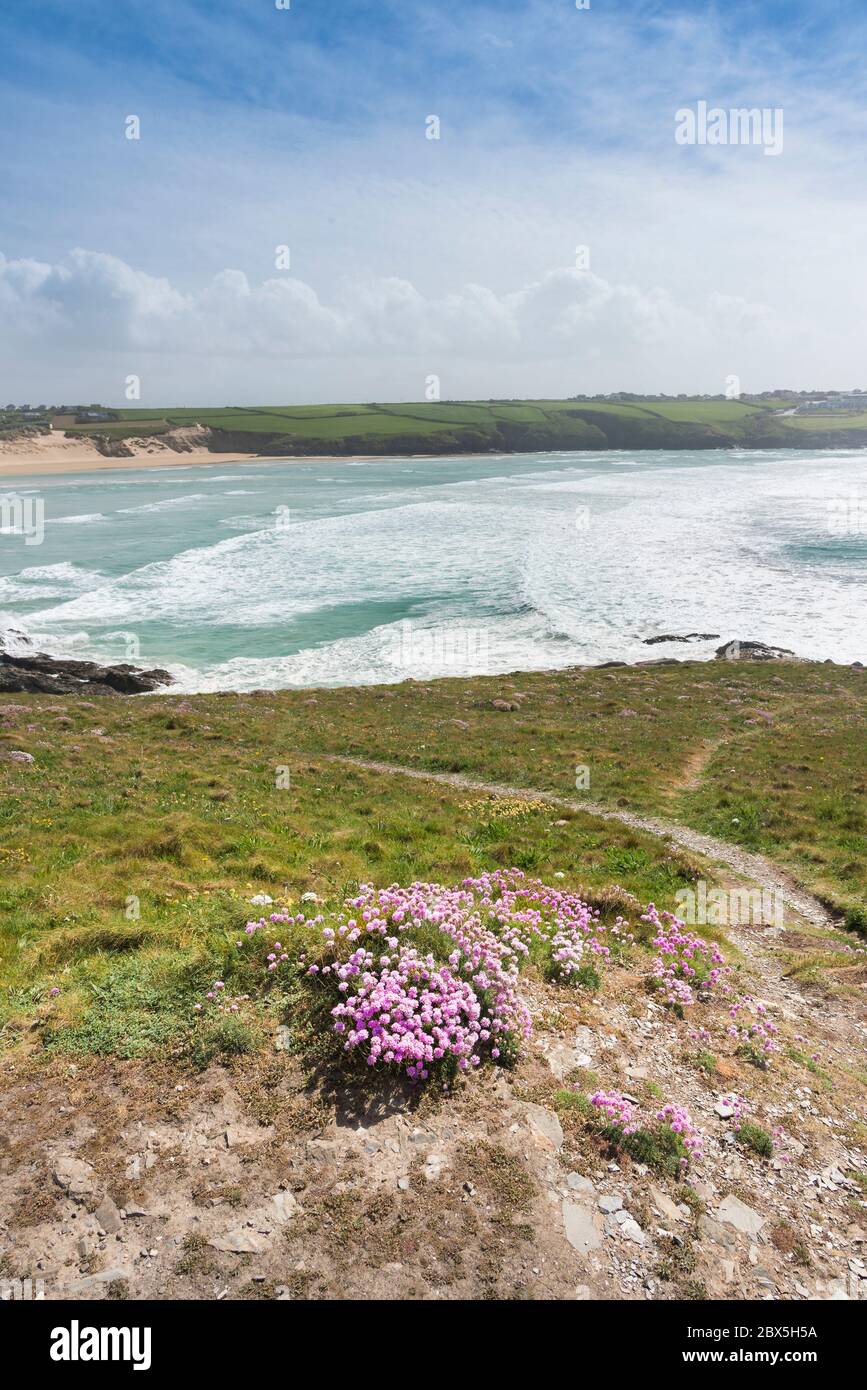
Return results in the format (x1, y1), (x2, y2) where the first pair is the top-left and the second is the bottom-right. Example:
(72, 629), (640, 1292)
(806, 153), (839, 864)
(0, 448), (865, 690)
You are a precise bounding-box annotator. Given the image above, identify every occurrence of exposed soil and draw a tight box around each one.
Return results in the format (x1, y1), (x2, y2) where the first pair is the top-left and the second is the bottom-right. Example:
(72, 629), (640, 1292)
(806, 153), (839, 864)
(2, 874), (864, 1302)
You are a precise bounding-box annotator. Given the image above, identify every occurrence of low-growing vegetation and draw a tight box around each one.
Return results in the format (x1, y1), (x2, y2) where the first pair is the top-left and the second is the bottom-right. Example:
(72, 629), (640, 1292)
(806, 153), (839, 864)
(0, 659), (863, 1063)
(50, 394), (867, 456)
(0, 661), (863, 1305)
(195, 870), (628, 1082)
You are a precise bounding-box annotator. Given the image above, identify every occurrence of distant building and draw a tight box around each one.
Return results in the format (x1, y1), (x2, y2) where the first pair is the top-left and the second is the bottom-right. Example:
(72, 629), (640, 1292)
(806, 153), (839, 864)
(795, 395), (866, 414)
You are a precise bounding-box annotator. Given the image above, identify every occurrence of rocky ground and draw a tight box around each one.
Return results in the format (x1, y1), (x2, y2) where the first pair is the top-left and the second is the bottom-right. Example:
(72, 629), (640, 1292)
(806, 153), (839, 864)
(0, 665), (863, 1303)
(0, 629), (173, 695)
(2, 885), (864, 1303)
(0, 653), (173, 696)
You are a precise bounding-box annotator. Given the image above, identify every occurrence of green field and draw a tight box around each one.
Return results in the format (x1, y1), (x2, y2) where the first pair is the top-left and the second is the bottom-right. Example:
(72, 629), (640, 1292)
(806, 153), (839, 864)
(54, 395), (867, 455)
(634, 401), (764, 423)
(781, 411), (867, 431)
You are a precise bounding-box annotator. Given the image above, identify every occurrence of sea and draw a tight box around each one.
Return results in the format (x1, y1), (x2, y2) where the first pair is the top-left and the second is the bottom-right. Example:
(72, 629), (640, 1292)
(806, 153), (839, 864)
(0, 448), (865, 692)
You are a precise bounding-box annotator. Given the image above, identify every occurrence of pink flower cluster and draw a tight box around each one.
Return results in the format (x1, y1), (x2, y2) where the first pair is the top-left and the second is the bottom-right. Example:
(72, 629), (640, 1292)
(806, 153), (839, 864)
(193, 872), (636, 1081)
(719, 1092), (749, 1129)
(655, 1102), (704, 1165)
(549, 928), (587, 978)
(243, 911), (321, 939)
(194, 980), (250, 1016)
(590, 1090), (639, 1134)
(590, 1089), (703, 1170)
(330, 944), (494, 1079)
(643, 905), (730, 1007)
(770, 1124), (792, 1163)
(308, 870), (628, 1079)
(727, 996), (779, 1063)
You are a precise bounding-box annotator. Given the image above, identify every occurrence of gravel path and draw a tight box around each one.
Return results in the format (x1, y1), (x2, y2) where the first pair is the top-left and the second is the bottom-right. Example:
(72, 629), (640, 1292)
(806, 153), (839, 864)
(323, 754), (840, 930)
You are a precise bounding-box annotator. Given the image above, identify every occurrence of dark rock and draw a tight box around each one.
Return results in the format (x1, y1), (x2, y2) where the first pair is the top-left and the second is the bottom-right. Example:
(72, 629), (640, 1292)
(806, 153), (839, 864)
(643, 633), (720, 645)
(714, 640), (796, 662)
(0, 651), (173, 696)
(0, 627), (32, 651)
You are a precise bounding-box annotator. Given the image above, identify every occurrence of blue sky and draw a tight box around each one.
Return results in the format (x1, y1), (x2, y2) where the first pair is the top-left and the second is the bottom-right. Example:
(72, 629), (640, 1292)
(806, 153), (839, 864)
(1, 0), (866, 402)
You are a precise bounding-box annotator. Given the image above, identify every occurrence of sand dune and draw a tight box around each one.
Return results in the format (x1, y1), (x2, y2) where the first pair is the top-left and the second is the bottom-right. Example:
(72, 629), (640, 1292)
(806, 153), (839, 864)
(0, 428), (258, 477)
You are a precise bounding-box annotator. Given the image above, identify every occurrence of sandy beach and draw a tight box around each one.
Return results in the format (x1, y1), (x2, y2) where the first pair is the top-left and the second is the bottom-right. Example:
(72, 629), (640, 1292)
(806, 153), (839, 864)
(0, 430), (261, 478)
(0, 448), (262, 478)
(0, 431), (453, 479)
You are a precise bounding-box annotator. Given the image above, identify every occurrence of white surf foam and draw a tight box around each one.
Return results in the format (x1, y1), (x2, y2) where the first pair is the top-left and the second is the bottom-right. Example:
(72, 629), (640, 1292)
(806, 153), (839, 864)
(5, 449), (866, 687)
(0, 562), (105, 602)
(117, 493), (208, 515)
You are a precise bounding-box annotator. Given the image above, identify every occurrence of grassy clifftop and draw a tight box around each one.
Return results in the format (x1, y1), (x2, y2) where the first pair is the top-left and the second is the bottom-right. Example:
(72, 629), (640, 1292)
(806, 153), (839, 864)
(0, 658), (863, 1062)
(61, 397), (867, 455)
(1, 659), (865, 1305)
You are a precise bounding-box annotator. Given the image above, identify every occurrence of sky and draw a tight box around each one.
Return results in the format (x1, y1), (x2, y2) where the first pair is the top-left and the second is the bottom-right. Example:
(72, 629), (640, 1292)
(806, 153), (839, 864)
(1, 0), (866, 405)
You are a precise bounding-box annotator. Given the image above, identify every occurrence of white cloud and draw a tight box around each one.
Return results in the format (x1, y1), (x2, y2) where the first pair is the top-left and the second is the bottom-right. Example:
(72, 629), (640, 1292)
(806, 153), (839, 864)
(0, 246), (744, 388)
